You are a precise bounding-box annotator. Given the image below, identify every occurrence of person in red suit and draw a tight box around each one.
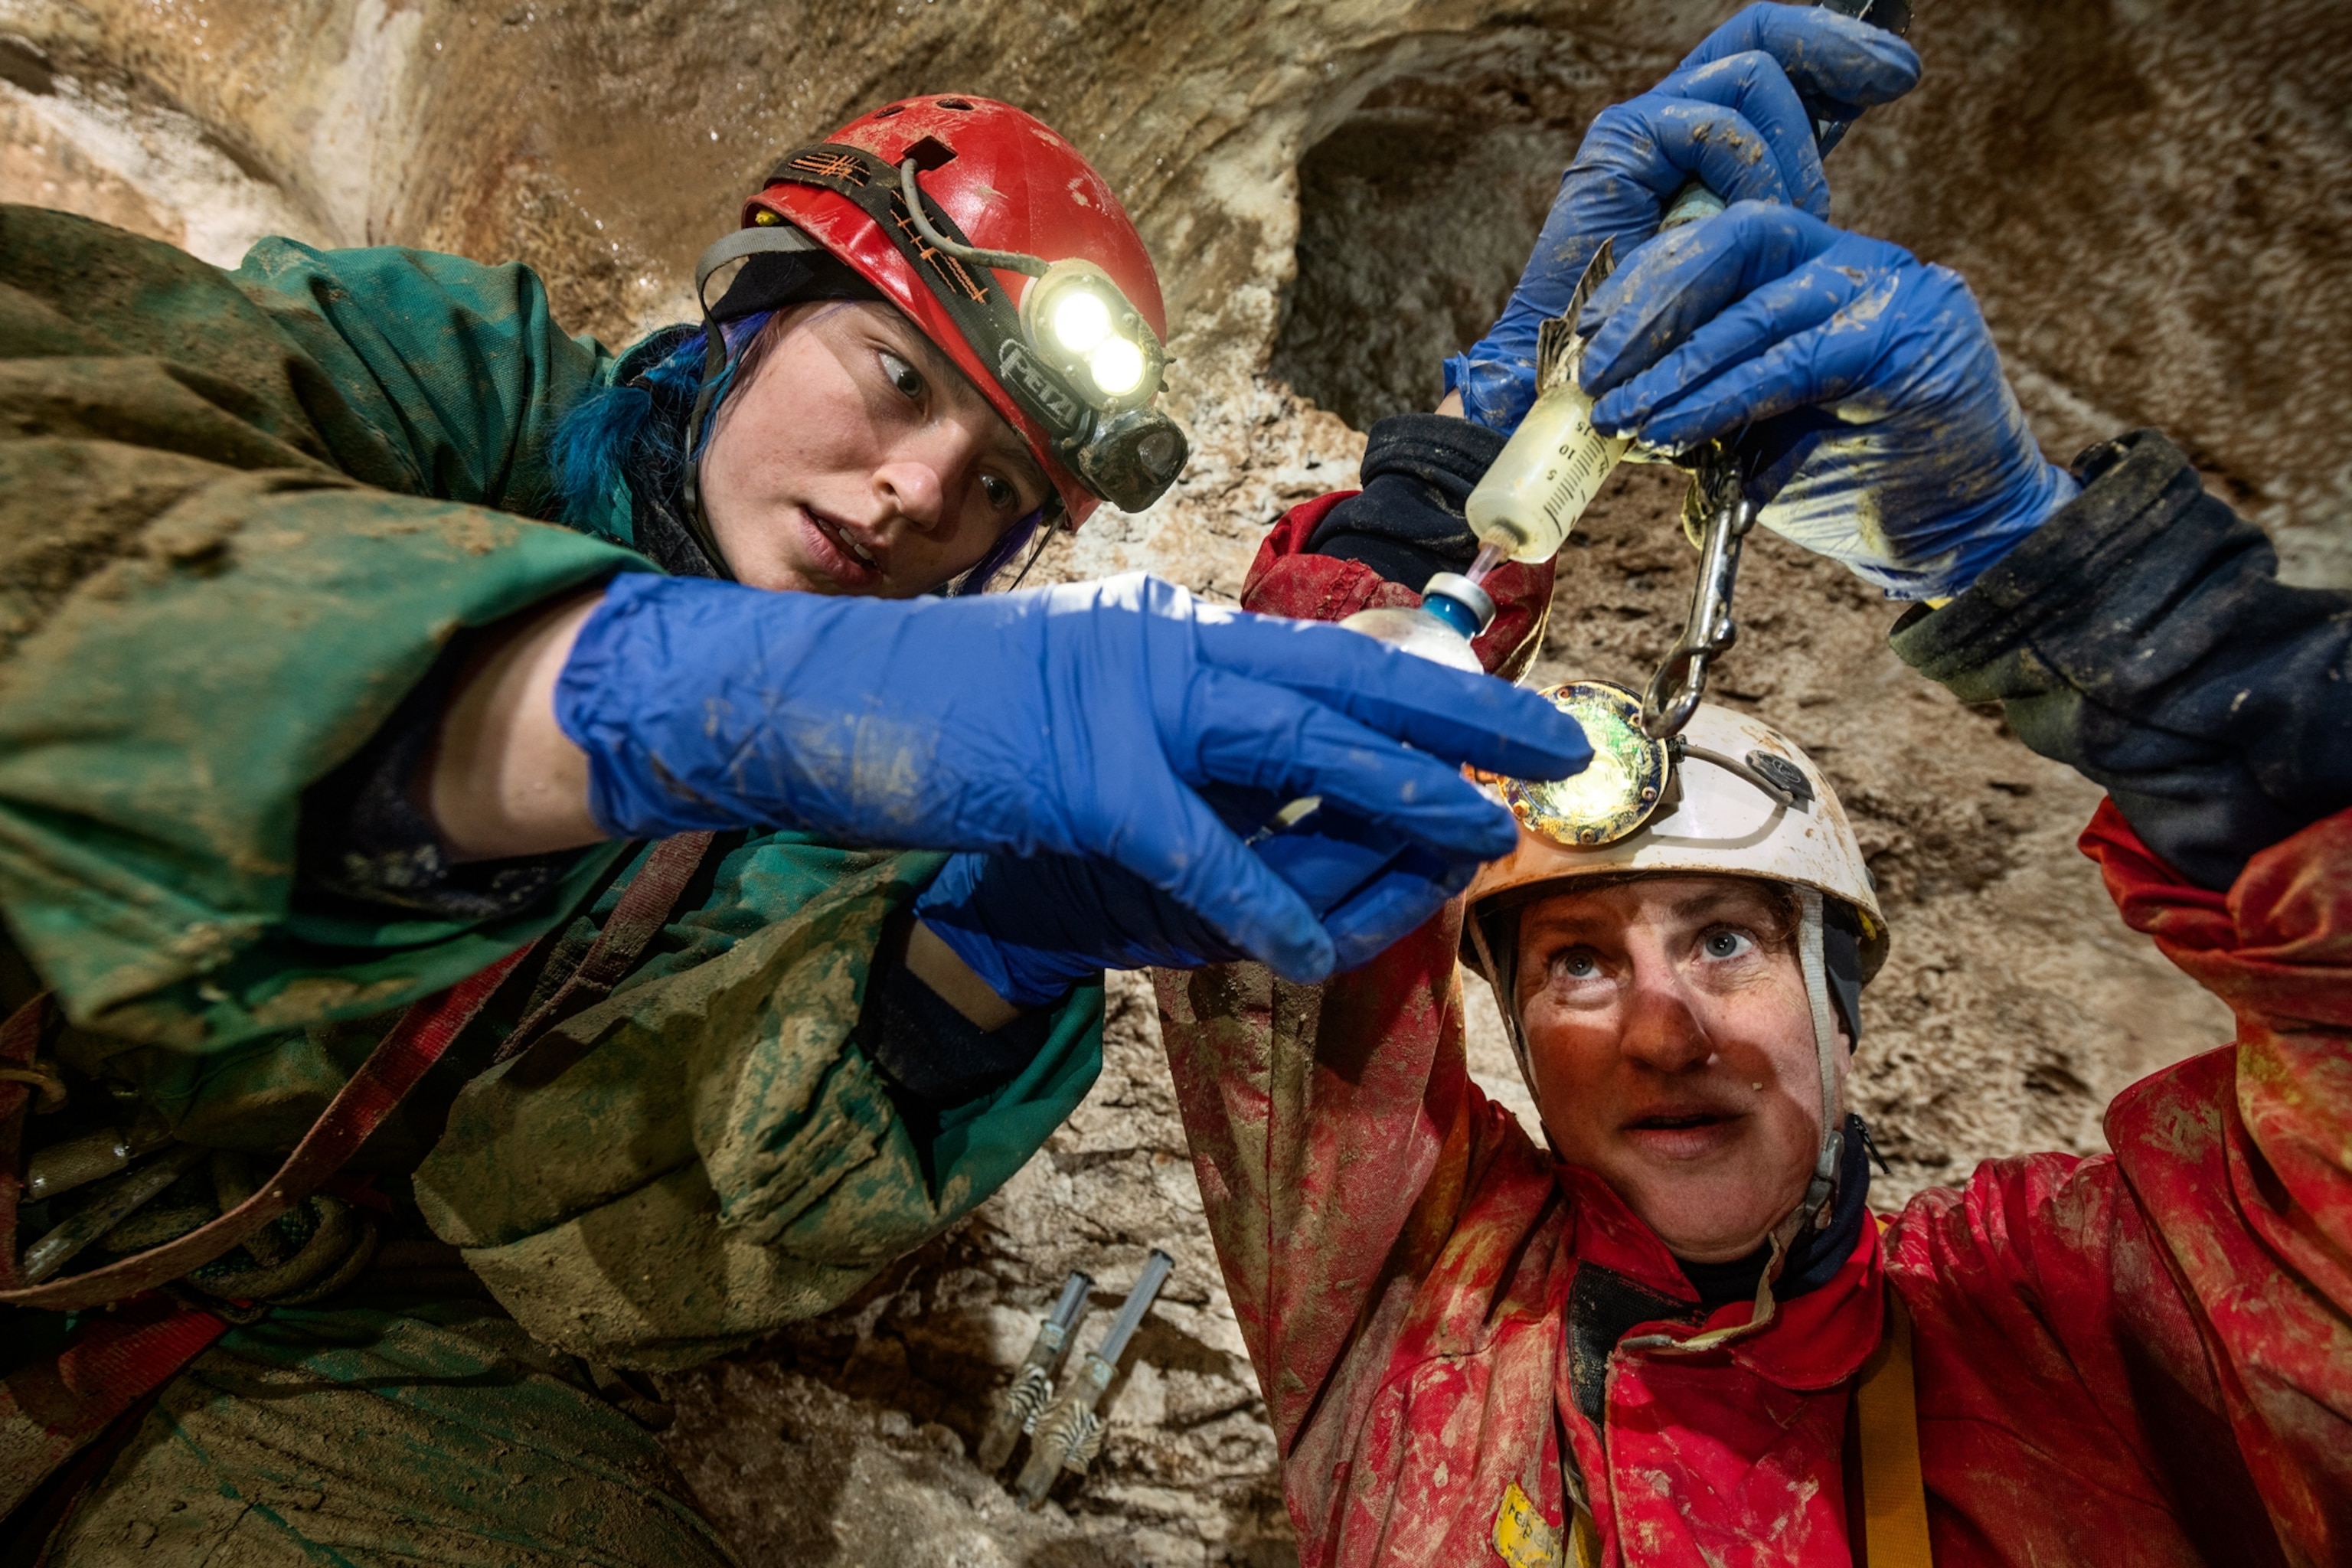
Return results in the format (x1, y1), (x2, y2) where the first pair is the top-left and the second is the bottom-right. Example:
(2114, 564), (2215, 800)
(1158, 7), (2352, 1563)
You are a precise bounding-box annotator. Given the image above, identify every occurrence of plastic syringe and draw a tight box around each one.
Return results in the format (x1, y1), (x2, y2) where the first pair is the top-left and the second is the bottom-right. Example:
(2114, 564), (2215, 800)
(1459, 240), (1633, 588)
(1460, 0), (1915, 590)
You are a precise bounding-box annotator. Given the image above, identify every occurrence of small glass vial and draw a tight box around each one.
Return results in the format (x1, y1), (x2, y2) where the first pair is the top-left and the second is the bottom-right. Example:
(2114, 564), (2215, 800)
(1339, 571), (1494, 671)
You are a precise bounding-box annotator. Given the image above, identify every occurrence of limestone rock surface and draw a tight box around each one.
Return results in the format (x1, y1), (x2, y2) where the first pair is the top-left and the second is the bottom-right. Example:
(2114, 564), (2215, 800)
(4, 2), (2342, 1562)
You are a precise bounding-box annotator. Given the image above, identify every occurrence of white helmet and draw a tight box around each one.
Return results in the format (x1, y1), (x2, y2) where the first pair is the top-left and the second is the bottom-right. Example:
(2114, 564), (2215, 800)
(1462, 681), (1886, 1216)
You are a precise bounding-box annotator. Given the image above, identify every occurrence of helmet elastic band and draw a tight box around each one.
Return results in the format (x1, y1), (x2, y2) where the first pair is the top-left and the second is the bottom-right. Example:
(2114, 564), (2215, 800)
(676, 221), (830, 577)
(1795, 889), (1848, 1220)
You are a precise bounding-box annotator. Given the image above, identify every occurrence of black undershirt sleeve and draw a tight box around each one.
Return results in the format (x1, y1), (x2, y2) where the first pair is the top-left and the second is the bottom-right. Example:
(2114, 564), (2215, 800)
(1892, 430), (2352, 891)
(292, 633), (582, 924)
(857, 952), (1060, 1145)
(1306, 413), (1504, 590)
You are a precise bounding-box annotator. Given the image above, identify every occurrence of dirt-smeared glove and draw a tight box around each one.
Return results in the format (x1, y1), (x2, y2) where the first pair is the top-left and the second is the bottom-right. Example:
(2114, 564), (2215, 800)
(1580, 203), (2079, 600)
(915, 792), (1466, 1006)
(556, 571), (1590, 982)
(1445, 2), (1920, 433)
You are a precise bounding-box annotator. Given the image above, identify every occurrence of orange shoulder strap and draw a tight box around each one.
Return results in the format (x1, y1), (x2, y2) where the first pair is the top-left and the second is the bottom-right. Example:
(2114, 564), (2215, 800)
(1856, 1243), (1934, 1566)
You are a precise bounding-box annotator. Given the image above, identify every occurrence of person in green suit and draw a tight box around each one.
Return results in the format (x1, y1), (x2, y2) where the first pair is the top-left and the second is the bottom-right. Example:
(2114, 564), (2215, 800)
(0, 96), (1588, 1561)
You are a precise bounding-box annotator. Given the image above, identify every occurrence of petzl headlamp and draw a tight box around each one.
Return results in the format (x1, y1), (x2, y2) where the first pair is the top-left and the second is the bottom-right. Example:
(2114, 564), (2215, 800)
(1492, 681), (1817, 848)
(753, 143), (1189, 516)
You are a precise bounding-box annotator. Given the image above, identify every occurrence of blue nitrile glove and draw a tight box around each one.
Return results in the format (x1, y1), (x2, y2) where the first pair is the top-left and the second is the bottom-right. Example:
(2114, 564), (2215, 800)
(912, 799), (1449, 1006)
(916, 798), (1465, 1005)
(1576, 203), (2079, 600)
(1444, 2), (1919, 433)
(556, 570), (1591, 984)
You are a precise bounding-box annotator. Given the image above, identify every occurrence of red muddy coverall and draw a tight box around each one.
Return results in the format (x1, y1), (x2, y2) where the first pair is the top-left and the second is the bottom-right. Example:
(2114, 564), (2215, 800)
(1158, 432), (2352, 1566)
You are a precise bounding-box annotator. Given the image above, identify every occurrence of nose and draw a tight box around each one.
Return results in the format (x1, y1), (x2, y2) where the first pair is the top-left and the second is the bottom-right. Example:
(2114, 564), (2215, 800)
(1615, 950), (1714, 1075)
(872, 452), (947, 532)
(873, 423), (985, 535)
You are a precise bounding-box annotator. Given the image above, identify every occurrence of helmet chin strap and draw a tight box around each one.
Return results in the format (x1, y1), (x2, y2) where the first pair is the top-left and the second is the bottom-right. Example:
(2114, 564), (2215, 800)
(678, 224), (829, 580)
(1795, 888), (1846, 1222)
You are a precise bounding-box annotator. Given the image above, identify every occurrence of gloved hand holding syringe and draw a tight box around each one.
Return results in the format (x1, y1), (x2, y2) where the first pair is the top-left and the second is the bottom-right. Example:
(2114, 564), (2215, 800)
(1190, 0), (1926, 962)
(1427, 1), (1921, 730)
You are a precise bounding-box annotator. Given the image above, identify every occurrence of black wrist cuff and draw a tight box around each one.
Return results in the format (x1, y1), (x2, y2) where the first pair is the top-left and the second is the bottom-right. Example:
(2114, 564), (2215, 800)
(860, 956), (1059, 1112)
(293, 635), (578, 923)
(1306, 413), (1504, 590)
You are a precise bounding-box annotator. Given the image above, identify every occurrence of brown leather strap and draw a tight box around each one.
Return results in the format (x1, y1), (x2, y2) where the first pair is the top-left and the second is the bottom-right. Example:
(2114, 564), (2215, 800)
(0, 948), (531, 1312)
(491, 830), (715, 1064)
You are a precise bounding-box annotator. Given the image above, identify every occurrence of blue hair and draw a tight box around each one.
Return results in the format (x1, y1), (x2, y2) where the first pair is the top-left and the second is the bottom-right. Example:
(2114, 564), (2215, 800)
(554, 310), (1042, 596)
(553, 313), (767, 535)
(956, 506), (1046, 593)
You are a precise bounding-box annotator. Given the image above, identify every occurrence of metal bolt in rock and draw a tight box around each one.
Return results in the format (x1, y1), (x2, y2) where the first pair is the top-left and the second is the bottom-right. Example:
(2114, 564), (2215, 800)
(978, 1269), (1091, 1472)
(1014, 1250), (1174, 1508)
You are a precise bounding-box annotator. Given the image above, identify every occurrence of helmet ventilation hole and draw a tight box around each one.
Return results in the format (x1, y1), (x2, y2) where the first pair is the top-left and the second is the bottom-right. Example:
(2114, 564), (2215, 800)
(904, 135), (956, 172)
(937, 97), (975, 110)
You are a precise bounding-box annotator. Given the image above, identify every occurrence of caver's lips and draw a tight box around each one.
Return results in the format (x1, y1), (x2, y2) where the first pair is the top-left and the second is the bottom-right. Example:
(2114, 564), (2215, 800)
(796, 505), (886, 588)
(1619, 1099), (1749, 1161)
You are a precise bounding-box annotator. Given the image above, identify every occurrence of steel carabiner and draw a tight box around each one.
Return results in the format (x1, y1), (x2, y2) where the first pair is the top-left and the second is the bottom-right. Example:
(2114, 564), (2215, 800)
(1641, 443), (1756, 740)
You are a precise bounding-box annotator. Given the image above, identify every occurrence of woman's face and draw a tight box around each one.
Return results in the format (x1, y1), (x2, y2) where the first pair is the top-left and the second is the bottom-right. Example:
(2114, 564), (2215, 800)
(1512, 875), (1844, 1264)
(697, 300), (1050, 596)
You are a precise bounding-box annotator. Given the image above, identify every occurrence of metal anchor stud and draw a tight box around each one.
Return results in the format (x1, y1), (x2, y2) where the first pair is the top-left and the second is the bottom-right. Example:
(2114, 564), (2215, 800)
(978, 1269), (1091, 1473)
(1014, 1250), (1174, 1508)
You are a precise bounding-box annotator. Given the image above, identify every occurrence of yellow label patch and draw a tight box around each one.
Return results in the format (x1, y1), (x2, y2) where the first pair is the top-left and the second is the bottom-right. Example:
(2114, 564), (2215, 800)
(1493, 1479), (1561, 1568)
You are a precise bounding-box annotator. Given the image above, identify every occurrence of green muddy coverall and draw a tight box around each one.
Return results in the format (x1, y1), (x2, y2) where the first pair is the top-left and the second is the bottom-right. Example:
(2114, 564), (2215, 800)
(0, 207), (1102, 1563)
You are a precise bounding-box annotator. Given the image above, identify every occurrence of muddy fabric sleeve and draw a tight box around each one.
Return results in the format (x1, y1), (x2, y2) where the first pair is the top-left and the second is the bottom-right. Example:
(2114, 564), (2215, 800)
(1891, 429), (2352, 891)
(1154, 898), (1481, 1455)
(241, 230), (630, 918)
(227, 234), (616, 521)
(412, 838), (1107, 1367)
(1303, 413), (1505, 590)
(1882, 802), (2352, 1565)
(0, 208), (651, 1050)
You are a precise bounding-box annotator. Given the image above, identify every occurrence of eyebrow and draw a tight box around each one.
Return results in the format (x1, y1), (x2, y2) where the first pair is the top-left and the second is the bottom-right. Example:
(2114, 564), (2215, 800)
(1664, 887), (1776, 922)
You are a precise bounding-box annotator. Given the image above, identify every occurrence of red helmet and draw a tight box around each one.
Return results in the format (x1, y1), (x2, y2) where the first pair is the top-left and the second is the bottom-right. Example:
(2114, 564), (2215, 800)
(700, 95), (1184, 530)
